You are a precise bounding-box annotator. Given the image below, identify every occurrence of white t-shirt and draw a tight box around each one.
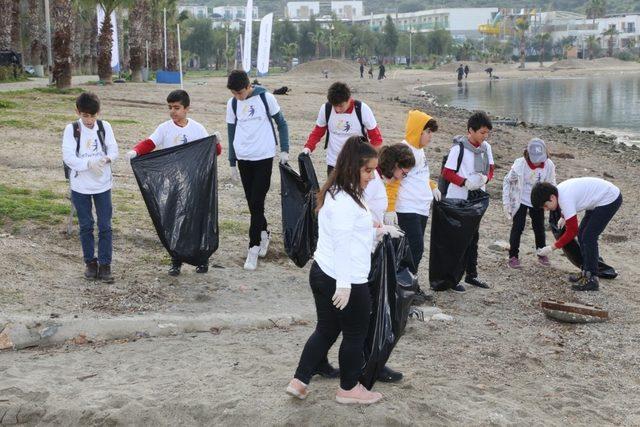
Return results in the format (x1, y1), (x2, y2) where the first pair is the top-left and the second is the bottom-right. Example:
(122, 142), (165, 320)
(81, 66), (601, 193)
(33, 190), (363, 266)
(316, 101), (377, 167)
(314, 189), (377, 289)
(396, 141), (432, 217)
(444, 141), (494, 200)
(521, 164), (549, 207)
(226, 92), (280, 161)
(363, 170), (387, 225)
(558, 177), (620, 219)
(61, 120), (119, 195)
(149, 118), (208, 150)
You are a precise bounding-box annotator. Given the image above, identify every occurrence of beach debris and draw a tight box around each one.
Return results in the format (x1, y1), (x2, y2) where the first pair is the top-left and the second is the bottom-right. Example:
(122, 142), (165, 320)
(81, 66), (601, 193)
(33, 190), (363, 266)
(489, 240), (509, 252)
(432, 313), (454, 322)
(541, 299), (608, 323)
(409, 307), (425, 322)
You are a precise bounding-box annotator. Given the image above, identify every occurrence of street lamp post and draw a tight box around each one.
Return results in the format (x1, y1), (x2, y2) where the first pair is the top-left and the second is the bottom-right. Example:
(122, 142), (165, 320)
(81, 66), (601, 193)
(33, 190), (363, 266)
(408, 26), (412, 67)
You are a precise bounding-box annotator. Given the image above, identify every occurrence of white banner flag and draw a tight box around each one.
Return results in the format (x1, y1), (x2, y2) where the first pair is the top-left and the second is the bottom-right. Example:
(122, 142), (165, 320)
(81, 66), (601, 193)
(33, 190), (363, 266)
(256, 13), (273, 76)
(242, 0), (253, 72)
(96, 6), (120, 72)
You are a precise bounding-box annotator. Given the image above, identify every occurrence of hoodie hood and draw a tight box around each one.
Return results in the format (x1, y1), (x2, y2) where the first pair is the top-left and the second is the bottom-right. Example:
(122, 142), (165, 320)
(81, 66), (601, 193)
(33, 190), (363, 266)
(248, 85), (267, 97)
(405, 110), (432, 148)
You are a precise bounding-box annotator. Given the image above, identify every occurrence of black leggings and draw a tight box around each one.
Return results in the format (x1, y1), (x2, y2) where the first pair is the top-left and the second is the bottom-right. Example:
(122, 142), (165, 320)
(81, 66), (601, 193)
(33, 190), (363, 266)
(397, 212), (428, 274)
(294, 262), (371, 390)
(509, 204), (546, 258)
(237, 157), (272, 247)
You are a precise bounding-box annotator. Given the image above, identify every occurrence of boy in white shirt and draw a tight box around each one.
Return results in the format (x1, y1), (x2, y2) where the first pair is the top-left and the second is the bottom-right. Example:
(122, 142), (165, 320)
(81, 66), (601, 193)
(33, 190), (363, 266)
(127, 90), (221, 276)
(303, 82), (383, 176)
(441, 111), (495, 292)
(226, 70), (290, 271)
(62, 92), (119, 283)
(532, 178), (622, 291)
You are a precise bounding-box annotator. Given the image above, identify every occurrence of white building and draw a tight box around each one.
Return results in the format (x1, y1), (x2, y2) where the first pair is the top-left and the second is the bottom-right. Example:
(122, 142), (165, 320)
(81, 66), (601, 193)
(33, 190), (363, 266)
(285, 1), (363, 21)
(212, 5), (259, 21)
(178, 5), (209, 19)
(353, 8), (498, 39)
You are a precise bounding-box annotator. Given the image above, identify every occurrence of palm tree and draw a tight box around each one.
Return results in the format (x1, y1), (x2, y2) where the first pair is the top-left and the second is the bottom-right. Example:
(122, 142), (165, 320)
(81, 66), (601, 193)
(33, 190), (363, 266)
(586, 35), (598, 59)
(602, 27), (619, 57)
(308, 28), (326, 59)
(586, 0), (607, 25)
(129, 0), (149, 82)
(335, 31), (352, 60)
(515, 17), (530, 69)
(52, 0), (74, 88)
(27, 0), (45, 76)
(11, 0), (21, 54)
(281, 42), (298, 69)
(536, 32), (551, 67)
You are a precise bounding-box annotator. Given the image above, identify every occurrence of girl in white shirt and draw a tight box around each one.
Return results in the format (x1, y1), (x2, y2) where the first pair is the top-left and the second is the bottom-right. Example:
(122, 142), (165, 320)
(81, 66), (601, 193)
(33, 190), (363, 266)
(287, 136), (398, 405)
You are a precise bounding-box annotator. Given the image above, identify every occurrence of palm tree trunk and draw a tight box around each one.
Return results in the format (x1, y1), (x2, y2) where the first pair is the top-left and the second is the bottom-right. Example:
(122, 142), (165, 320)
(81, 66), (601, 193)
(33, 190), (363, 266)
(0, 0), (13, 51)
(72, 11), (82, 75)
(52, 0), (73, 89)
(129, 0), (148, 82)
(11, 0), (21, 56)
(97, 12), (114, 83)
(520, 36), (525, 68)
(28, 0), (44, 76)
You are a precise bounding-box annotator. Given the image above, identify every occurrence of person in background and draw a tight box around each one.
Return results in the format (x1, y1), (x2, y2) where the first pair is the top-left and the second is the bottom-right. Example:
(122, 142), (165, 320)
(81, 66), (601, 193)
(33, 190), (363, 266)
(286, 137), (402, 404)
(532, 178), (622, 291)
(503, 138), (556, 269)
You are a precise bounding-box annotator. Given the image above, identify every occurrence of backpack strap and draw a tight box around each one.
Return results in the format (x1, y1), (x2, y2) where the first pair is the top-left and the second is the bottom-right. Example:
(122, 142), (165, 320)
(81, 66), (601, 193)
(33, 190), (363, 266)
(72, 121), (81, 156)
(354, 100), (367, 142)
(232, 97), (238, 126)
(259, 92), (278, 145)
(323, 102), (332, 149)
(96, 120), (107, 154)
(454, 140), (464, 172)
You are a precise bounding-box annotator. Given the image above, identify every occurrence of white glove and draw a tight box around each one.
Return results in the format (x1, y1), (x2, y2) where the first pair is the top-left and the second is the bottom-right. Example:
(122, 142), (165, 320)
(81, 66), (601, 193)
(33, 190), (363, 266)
(376, 224), (404, 241)
(332, 287), (351, 310)
(503, 206), (512, 221)
(465, 173), (485, 191)
(126, 150), (137, 160)
(536, 245), (555, 257)
(230, 166), (240, 182)
(279, 151), (289, 165)
(480, 174), (488, 185)
(87, 159), (105, 177)
(432, 187), (442, 202)
(383, 211), (398, 226)
(302, 147), (311, 155)
(557, 217), (566, 229)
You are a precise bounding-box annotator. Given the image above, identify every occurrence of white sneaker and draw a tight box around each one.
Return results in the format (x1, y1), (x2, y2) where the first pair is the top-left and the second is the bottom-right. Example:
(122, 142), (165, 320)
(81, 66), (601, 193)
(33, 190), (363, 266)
(244, 246), (260, 270)
(258, 230), (270, 258)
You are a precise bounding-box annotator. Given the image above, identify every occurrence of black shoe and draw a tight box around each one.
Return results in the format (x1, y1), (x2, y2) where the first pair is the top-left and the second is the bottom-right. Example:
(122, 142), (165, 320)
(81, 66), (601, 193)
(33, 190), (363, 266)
(168, 262), (182, 276)
(572, 272), (599, 291)
(312, 361), (340, 378)
(568, 271), (585, 283)
(84, 259), (98, 280)
(412, 288), (432, 306)
(450, 283), (466, 293)
(98, 264), (114, 284)
(465, 276), (490, 289)
(378, 365), (403, 383)
(196, 264), (208, 274)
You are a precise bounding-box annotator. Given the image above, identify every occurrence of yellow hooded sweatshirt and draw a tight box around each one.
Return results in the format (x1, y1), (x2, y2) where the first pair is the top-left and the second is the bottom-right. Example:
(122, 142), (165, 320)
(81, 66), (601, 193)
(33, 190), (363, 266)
(386, 110), (438, 212)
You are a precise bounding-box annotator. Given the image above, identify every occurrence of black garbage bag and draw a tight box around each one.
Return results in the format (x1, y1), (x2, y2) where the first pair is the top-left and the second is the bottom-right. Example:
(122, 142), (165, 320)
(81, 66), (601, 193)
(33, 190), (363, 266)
(429, 190), (490, 291)
(131, 135), (218, 267)
(279, 153), (319, 267)
(361, 236), (416, 390)
(549, 210), (617, 279)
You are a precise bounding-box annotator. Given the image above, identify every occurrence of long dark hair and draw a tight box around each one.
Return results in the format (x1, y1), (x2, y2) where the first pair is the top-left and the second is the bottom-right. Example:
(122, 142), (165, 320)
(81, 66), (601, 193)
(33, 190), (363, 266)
(317, 136), (378, 211)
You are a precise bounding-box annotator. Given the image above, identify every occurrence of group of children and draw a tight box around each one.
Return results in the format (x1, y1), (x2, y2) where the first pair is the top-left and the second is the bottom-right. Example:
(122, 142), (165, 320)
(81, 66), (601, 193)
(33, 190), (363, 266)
(62, 73), (623, 403)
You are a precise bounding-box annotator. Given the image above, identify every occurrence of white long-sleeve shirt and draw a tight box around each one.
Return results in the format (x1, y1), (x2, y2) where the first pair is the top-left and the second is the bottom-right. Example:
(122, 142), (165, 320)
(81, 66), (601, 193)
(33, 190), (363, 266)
(61, 120), (119, 194)
(314, 189), (377, 289)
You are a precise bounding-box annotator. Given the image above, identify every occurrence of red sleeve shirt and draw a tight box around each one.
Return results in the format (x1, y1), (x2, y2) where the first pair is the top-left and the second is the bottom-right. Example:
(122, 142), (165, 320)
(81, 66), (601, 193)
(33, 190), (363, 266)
(554, 215), (578, 249)
(442, 167), (466, 187)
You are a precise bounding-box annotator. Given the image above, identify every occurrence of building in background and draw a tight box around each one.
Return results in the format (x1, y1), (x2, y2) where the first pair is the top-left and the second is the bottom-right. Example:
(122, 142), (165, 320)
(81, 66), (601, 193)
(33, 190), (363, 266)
(285, 1), (363, 21)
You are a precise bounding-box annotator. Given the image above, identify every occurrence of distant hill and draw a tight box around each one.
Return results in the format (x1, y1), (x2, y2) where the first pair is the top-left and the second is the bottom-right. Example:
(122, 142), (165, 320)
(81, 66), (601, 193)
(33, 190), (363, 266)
(179, 0), (640, 18)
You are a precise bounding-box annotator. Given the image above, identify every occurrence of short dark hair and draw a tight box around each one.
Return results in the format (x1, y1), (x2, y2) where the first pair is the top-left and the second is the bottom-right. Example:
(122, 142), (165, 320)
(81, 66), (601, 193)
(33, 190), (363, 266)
(227, 69), (250, 91)
(76, 92), (100, 115)
(467, 111), (493, 132)
(166, 90), (190, 107)
(424, 118), (439, 133)
(531, 182), (558, 209)
(378, 143), (416, 179)
(327, 82), (351, 106)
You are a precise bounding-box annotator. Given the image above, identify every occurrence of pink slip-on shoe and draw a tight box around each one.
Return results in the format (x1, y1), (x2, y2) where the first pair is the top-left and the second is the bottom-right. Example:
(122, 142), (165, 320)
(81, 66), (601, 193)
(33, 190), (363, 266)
(537, 255), (551, 266)
(335, 383), (383, 405)
(508, 256), (522, 269)
(286, 378), (308, 400)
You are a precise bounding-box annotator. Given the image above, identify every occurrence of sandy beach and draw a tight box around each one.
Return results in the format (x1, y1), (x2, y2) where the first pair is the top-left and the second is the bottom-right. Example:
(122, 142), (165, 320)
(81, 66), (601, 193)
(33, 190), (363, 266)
(2, 59), (640, 425)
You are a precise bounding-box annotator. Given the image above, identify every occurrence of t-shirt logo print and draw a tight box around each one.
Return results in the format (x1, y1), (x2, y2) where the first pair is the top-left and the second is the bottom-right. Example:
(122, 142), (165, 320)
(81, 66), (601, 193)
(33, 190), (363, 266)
(242, 104), (256, 117)
(336, 119), (351, 133)
(86, 138), (99, 152)
(172, 134), (188, 146)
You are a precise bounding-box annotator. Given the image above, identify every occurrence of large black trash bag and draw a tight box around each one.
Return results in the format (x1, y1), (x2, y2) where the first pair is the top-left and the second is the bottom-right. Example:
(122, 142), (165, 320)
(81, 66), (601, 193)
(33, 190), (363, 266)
(429, 190), (490, 291)
(549, 210), (617, 279)
(130, 135), (218, 267)
(361, 236), (416, 390)
(279, 153), (319, 267)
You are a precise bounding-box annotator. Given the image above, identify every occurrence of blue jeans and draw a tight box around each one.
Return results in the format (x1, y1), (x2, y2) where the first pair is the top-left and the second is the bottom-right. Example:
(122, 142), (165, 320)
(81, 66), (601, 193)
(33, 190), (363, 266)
(71, 190), (113, 265)
(578, 193), (622, 275)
